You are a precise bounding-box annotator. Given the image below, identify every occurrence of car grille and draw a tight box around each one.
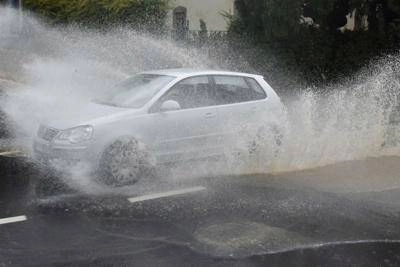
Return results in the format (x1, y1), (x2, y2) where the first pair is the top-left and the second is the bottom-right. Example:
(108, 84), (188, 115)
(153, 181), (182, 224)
(37, 125), (60, 141)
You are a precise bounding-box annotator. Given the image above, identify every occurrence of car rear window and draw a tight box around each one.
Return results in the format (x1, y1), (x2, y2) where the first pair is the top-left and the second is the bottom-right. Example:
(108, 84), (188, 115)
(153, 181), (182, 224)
(213, 76), (267, 105)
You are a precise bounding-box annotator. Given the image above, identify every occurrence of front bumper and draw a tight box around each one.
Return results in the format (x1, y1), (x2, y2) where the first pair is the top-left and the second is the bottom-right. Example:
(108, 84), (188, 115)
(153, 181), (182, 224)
(33, 138), (91, 165)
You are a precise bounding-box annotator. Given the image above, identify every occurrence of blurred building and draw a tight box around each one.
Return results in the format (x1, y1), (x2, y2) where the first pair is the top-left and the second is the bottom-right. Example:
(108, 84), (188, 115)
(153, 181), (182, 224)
(167, 0), (236, 39)
(4, 0), (20, 8)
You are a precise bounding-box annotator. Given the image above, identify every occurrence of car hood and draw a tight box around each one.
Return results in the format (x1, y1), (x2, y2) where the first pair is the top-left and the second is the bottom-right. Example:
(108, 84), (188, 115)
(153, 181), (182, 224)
(45, 101), (141, 129)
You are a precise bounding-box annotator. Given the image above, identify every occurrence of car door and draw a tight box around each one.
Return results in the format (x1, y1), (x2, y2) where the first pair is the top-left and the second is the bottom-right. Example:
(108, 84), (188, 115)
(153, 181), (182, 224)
(210, 75), (270, 149)
(147, 76), (219, 163)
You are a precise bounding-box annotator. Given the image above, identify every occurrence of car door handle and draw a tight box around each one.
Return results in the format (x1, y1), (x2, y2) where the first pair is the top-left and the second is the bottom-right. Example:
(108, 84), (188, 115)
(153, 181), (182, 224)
(204, 112), (216, 119)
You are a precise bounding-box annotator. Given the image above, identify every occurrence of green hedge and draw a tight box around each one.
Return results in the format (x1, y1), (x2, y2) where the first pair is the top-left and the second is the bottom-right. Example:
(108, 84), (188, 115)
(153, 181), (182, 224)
(228, 0), (400, 87)
(23, 0), (169, 32)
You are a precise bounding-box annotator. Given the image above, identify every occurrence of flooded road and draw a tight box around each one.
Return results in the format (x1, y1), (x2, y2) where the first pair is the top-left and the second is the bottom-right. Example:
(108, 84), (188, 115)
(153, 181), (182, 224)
(2, 6), (400, 265)
(1, 155), (400, 265)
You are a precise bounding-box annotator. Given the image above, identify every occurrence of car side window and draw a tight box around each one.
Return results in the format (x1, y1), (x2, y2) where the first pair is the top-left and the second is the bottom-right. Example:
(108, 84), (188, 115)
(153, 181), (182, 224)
(152, 76), (215, 111)
(213, 76), (266, 105)
(246, 78), (267, 98)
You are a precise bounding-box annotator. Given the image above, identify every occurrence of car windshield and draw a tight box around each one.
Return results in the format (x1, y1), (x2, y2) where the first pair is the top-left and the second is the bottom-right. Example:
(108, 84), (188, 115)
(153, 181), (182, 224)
(95, 74), (175, 108)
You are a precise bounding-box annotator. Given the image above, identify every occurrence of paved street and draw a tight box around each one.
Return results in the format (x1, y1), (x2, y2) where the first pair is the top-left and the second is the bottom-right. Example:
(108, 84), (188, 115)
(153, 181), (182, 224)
(1, 154), (400, 266)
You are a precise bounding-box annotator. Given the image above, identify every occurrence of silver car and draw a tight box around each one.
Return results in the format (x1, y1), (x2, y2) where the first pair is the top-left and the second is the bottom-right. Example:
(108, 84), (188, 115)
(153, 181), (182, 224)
(34, 69), (285, 187)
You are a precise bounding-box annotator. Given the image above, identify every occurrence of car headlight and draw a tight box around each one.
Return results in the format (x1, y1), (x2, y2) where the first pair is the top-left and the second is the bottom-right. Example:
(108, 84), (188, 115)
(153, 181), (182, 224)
(54, 125), (94, 144)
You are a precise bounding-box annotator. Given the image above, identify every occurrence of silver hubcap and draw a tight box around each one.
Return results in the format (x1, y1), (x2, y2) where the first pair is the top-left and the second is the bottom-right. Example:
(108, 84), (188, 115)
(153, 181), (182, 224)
(106, 139), (155, 185)
(110, 148), (141, 185)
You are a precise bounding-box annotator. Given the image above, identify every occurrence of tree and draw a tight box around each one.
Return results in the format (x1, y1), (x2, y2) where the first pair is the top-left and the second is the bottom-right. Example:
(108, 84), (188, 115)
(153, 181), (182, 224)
(22, 0), (170, 33)
(229, 0), (400, 87)
(231, 0), (304, 41)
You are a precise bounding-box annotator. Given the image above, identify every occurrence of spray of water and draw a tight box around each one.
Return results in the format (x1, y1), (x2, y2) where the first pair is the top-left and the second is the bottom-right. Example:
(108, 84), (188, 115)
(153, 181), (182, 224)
(1, 7), (400, 194)
(271, 59), (400, 173)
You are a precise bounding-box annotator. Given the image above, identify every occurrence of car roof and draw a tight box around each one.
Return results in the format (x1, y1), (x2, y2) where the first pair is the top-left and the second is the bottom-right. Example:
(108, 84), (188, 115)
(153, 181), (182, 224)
(140, 68), (263, 79)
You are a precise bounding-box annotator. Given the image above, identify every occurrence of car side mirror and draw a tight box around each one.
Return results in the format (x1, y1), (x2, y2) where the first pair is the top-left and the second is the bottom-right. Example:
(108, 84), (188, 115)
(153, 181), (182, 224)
(160, 100), (181, 112)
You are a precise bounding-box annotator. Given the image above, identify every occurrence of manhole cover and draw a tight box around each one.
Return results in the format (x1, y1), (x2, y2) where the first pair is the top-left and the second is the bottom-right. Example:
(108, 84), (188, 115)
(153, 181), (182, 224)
(193, 220), (310, 257)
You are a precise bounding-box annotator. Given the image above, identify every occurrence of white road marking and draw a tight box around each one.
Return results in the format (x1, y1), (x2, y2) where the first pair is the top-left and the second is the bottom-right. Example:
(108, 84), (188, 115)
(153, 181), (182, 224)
(0, 215), (27, 225)
(0, 150), (23, 157)
(128, 186), (206, 203)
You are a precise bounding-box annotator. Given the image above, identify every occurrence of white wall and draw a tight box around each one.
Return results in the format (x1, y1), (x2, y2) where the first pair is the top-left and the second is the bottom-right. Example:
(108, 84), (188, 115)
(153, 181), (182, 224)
(167, 0), (235, 31)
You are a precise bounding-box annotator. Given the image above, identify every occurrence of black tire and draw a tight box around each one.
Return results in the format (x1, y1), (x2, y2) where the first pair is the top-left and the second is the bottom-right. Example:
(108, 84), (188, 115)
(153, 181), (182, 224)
(97, 137), (156, 187)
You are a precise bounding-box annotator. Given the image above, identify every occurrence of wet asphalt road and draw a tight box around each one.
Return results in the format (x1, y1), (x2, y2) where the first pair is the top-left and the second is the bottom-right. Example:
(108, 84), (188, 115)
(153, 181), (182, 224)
(2, 156), (400, 266)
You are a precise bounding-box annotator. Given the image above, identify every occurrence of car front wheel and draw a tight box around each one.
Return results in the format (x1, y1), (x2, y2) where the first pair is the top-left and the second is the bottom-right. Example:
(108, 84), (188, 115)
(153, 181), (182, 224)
(97, 137), (156, 187)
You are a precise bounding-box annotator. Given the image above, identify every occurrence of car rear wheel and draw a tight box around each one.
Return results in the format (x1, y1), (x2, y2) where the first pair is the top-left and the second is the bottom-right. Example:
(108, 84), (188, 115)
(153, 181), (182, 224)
(98, 137), (156, 187)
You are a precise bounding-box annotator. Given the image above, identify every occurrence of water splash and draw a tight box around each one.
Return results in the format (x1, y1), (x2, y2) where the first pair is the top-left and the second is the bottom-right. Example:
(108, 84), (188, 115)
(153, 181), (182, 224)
(271, 57), (400, 172)
(1, 6), (400, 183)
